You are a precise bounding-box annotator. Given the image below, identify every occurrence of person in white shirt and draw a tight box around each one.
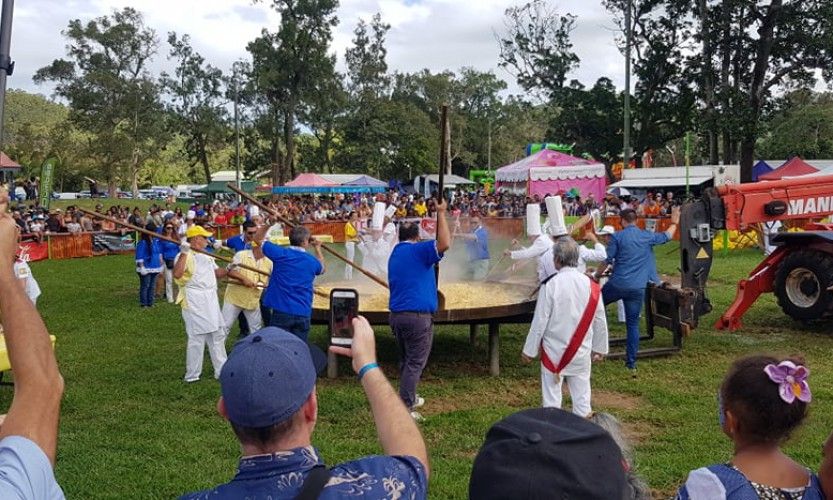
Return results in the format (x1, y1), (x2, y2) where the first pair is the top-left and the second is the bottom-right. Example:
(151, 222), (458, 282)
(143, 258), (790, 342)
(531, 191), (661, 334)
(521, 237), (608, 416)
(174, 225), (230, 383)
(505, 203), (552, 283)
(13, 257), (41, 305)
(536, 196), (607, 284)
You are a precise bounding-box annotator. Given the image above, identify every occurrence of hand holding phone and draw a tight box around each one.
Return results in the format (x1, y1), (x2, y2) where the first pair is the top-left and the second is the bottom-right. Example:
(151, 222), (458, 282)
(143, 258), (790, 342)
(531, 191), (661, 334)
(330, 289), (359, 346)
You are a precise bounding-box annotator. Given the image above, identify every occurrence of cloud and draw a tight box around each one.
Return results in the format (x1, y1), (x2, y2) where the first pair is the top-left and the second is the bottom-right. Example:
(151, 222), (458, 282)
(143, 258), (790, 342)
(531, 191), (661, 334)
(11, 0), (626, 99)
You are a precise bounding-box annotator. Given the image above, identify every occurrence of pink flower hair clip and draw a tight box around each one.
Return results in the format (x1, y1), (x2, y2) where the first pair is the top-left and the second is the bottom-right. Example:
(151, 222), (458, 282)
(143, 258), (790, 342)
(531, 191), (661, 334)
(764, 361), (811, 404)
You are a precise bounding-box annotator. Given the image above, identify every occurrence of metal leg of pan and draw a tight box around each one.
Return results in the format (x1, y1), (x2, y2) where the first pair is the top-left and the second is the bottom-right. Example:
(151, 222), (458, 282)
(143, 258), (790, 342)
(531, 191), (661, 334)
(488, 322), (500, 376)
(327, 350), (338, 379)
(469, 323), (479, 346)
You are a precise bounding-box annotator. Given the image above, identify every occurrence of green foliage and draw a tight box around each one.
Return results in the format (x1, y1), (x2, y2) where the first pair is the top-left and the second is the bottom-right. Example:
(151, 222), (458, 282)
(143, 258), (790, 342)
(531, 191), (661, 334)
(757, 90), (833, 160)
(161, 33), (229, 184)
(34, 7), (165, 195)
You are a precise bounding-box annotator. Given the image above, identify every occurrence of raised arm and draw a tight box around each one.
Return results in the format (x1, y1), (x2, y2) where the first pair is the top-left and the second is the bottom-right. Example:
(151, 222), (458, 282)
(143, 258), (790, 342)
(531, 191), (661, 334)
(0, 196), (64, 465)
(664, 206), (680, 240)
(330, 317), (429, 478)
(435, 199), (451, 254)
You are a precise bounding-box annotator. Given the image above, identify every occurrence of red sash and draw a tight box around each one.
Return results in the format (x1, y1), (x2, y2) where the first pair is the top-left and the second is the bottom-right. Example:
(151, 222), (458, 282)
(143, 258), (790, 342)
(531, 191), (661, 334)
(541, 281), (601, 375)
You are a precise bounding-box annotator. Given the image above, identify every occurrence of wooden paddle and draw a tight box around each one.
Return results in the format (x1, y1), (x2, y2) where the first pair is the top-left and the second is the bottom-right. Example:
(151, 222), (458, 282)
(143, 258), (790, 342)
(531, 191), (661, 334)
(78, 208), (270, 278)
(226, 183), (390, 290)
(435, 104), (451, 310)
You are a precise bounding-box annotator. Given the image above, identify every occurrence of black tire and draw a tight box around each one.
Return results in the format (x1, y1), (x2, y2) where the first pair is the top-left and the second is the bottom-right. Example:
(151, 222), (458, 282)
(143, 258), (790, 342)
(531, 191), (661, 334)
(774, 250), (833, 321)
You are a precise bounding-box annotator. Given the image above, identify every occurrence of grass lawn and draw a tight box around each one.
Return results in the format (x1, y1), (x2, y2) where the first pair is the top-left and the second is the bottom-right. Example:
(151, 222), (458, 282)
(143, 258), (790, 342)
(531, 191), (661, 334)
(15, 241), (833, 498)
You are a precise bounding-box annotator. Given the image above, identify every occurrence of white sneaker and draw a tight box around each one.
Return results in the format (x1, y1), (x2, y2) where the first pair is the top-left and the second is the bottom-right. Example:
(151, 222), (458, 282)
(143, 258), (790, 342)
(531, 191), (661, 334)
(410, 411), (424, 422)
(412, 396), (425, 409)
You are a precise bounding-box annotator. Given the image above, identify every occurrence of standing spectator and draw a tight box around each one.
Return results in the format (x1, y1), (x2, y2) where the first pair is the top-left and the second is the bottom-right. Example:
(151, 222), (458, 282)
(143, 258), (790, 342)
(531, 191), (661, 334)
(221, 220), (256, 252)
(0, 190), (65, 497)
(676, 355), (823, 499)
(180, 319), (429, 499)
(174, 226), (230, 382)
(13, 252), (41, 306)
(159, 223), (180, 303)
(44, 211), (63, 233)
(135, 222), (163, 308)
(469, 408), (632, 500)
(458, 216), (490, 280)
(387, 198), (451, 421)
(594, 207), (679, 376)
(13, 183), (25, 202)
(253, 225), (325, 342)
(521, 237), (608, 415)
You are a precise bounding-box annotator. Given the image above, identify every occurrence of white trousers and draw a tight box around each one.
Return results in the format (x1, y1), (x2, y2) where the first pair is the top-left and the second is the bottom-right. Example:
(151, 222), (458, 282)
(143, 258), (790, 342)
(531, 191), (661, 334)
(540, 368), (592, 417)
(222, 302), (263, 334)
(164, 268), (174, 303)
(344, 241), (355, 280)
(184, 328), (227, 382)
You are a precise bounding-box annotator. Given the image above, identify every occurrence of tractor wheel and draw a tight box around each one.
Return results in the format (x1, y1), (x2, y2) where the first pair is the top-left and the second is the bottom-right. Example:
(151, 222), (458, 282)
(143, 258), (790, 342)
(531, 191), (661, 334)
(774, 250), (833, 322)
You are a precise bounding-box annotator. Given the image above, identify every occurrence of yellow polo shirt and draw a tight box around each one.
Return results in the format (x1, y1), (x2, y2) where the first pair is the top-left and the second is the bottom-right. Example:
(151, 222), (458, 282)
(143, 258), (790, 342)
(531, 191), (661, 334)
(224, 250), (273, 310)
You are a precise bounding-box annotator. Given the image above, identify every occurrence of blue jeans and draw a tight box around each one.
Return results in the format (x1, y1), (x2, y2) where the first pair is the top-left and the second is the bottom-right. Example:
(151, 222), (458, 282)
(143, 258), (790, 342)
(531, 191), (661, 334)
(138, 273), (159, 307)
(602, 283), (645, 369)
(269, 311), (311, 342)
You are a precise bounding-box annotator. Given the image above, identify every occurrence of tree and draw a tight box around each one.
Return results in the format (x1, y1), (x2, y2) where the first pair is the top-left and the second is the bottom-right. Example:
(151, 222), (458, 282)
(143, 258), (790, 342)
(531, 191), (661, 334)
(757, 90), (833, 159)
(161, 32), (228, 184)
(34, 7), (163, 196)
(498, 0), (579, 102)
(249, 0), (339, 184)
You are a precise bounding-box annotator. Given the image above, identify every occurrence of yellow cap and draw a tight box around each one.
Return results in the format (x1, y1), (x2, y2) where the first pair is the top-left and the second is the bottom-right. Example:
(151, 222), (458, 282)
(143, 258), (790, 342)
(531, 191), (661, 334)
(185, 225), (213, 239)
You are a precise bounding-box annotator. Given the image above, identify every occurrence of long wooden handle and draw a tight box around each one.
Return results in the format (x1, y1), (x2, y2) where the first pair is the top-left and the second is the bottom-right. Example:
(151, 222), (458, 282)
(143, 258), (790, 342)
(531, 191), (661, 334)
(226, 183), (390, 290)
(78, 208), (270, 278)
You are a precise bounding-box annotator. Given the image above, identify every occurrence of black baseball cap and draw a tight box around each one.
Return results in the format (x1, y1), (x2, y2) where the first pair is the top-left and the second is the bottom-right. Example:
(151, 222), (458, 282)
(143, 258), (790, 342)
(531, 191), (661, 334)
(469, 408), (630, 500)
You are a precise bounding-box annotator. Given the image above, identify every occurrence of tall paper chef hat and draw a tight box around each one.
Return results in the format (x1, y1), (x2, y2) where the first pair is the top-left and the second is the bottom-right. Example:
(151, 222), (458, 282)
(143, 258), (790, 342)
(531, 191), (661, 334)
(526, 203), (542, 236)
(371, 201), (386, 230)
(545, 196), (567, 237)
(385, 204), (396, 219)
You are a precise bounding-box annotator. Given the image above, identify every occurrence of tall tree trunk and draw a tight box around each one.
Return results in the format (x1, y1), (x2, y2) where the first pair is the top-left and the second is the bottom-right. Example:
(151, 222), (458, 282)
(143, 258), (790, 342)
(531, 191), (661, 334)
(283, 109), (296, 182)
(699, 0), (719, 164)
(131, 149), (140, 198)
(742, 0), (783, 182)
(199, 136), (211, 184)
(719, 0), (733, 166)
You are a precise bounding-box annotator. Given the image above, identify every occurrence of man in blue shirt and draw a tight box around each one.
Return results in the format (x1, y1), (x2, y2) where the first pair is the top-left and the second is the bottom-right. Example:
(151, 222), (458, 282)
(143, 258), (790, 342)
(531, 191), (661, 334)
(180, 322), (429, 499)
(458, 216), (490, 280)
(0, 190), (65, 498)
(388, 198), (451, 420)
(222, 220), (256, 252)
(255, 225), (325, 342)
(594, 207), (679, 375)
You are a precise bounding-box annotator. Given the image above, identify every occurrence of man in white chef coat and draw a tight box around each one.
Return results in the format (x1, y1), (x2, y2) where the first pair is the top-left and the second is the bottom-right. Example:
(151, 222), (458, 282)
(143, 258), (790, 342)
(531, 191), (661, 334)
(521, 237), (608, 416)
(537, 196), (608, 284)
(174, 225), (230, 383)
(504, 203), (552, 283)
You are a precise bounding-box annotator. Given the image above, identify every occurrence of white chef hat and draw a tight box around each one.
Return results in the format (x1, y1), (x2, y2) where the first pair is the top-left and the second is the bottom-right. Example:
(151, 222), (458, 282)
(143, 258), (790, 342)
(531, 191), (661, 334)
(545, 196), (567, 237)
(372, 202), (386, 230)
(526, 203), (542, 236)
(385, 204), (396, 218)
(186, 210), (196, 220)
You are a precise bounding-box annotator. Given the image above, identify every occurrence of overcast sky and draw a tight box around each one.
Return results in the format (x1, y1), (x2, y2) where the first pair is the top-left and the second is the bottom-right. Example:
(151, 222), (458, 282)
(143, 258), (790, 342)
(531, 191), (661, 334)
(12, 0), (626, 98)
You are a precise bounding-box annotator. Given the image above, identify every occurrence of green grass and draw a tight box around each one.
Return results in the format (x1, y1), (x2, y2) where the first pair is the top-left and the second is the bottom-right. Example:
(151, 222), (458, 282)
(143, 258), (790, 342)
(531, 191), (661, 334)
(15, 242), (833, 498)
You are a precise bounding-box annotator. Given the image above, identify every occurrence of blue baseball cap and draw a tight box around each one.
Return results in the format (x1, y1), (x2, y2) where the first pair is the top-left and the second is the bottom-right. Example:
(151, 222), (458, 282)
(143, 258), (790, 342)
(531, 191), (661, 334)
(220, 327), (327, 428)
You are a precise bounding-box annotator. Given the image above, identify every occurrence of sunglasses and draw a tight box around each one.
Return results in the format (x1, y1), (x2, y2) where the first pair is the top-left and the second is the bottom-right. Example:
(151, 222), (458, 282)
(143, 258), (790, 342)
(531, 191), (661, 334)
(246, 231), (257, 236)
(165, 226), (173, 229)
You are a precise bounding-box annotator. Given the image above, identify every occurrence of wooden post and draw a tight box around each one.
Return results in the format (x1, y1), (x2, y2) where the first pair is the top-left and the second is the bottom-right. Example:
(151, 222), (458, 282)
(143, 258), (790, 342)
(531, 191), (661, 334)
(327, 350), (338, 379)
(469, 323), (479, 346)
(488, 322), (500, 376)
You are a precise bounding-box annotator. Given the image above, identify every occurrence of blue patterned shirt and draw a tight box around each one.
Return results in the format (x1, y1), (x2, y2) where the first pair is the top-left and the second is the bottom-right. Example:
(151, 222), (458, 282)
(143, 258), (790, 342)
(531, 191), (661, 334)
(180, 446), (427, 500)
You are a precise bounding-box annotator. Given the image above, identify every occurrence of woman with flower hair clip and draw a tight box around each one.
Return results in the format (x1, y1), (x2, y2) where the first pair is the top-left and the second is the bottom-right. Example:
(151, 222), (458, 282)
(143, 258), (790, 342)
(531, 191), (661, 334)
(677, 355), (824, 500)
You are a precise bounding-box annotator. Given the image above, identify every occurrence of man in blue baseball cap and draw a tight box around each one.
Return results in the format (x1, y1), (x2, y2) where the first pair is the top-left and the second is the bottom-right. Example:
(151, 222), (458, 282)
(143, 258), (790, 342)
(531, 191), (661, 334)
(180, 319), (429, 499)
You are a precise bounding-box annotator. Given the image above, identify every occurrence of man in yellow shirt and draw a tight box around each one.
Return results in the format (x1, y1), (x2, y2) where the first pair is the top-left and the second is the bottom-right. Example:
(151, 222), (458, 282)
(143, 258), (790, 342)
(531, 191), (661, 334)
(413, 197), (428, 217)
(223, 246), (273, 337)
(344, 211), (360, 280)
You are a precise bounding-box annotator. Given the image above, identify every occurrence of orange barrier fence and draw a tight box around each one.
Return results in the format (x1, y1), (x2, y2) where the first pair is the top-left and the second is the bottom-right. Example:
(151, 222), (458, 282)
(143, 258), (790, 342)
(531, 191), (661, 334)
(603, 216), (680, 240)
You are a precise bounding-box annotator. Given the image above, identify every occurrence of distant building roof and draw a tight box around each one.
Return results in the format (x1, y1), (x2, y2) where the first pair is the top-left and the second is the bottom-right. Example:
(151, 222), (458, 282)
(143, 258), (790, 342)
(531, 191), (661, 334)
(0, 152), (20, 170)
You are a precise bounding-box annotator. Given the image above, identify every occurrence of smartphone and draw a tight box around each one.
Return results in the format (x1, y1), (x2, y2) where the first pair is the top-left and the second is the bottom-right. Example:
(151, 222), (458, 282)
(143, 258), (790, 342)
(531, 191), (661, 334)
(329, 288), (359, 346)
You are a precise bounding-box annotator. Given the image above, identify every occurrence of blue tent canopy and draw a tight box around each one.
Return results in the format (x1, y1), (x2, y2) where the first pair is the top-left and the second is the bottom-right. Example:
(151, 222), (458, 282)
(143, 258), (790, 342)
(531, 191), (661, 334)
(272, 185), (386, 195)
(343, 174), (387, 187)
(752, 160), (774, 181)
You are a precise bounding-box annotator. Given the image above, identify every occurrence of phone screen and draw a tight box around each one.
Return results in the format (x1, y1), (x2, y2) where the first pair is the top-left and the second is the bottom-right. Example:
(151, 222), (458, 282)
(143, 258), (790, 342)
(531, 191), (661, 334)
(330, 289), (358, 346)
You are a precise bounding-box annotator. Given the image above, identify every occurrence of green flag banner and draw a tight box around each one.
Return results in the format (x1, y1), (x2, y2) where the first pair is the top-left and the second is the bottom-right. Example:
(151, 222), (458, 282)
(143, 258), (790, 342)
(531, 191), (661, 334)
(39, 157), (57, 209)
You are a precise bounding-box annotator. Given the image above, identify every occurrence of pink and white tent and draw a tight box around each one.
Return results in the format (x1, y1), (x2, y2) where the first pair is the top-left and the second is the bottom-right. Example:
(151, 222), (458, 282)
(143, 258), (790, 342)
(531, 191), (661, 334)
(495, 150), (607, 200)
(284, 173), (337, 187)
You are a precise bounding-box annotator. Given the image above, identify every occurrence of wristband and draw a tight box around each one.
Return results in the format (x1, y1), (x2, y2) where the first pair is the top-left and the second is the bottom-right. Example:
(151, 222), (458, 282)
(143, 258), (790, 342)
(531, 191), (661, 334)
(357, 362), (379, 380)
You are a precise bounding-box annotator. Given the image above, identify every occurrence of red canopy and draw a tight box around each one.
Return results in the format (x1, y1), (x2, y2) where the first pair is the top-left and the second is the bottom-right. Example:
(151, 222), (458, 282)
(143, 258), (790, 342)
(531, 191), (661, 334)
(758, 157), (818, 180)
(0, 152), (20, 169)
(284, 173), (336, 187)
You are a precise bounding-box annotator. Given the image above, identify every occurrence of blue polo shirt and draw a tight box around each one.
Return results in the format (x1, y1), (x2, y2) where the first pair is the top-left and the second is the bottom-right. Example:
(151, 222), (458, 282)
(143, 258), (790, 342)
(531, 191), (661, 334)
(466, 226), (489, 261)
(605, 225), (670, 290)
(225, 234), (248, 252)
(388, 241), (443, 313)
(262, 242), (323, 316)
(180, 446), (427, 500)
